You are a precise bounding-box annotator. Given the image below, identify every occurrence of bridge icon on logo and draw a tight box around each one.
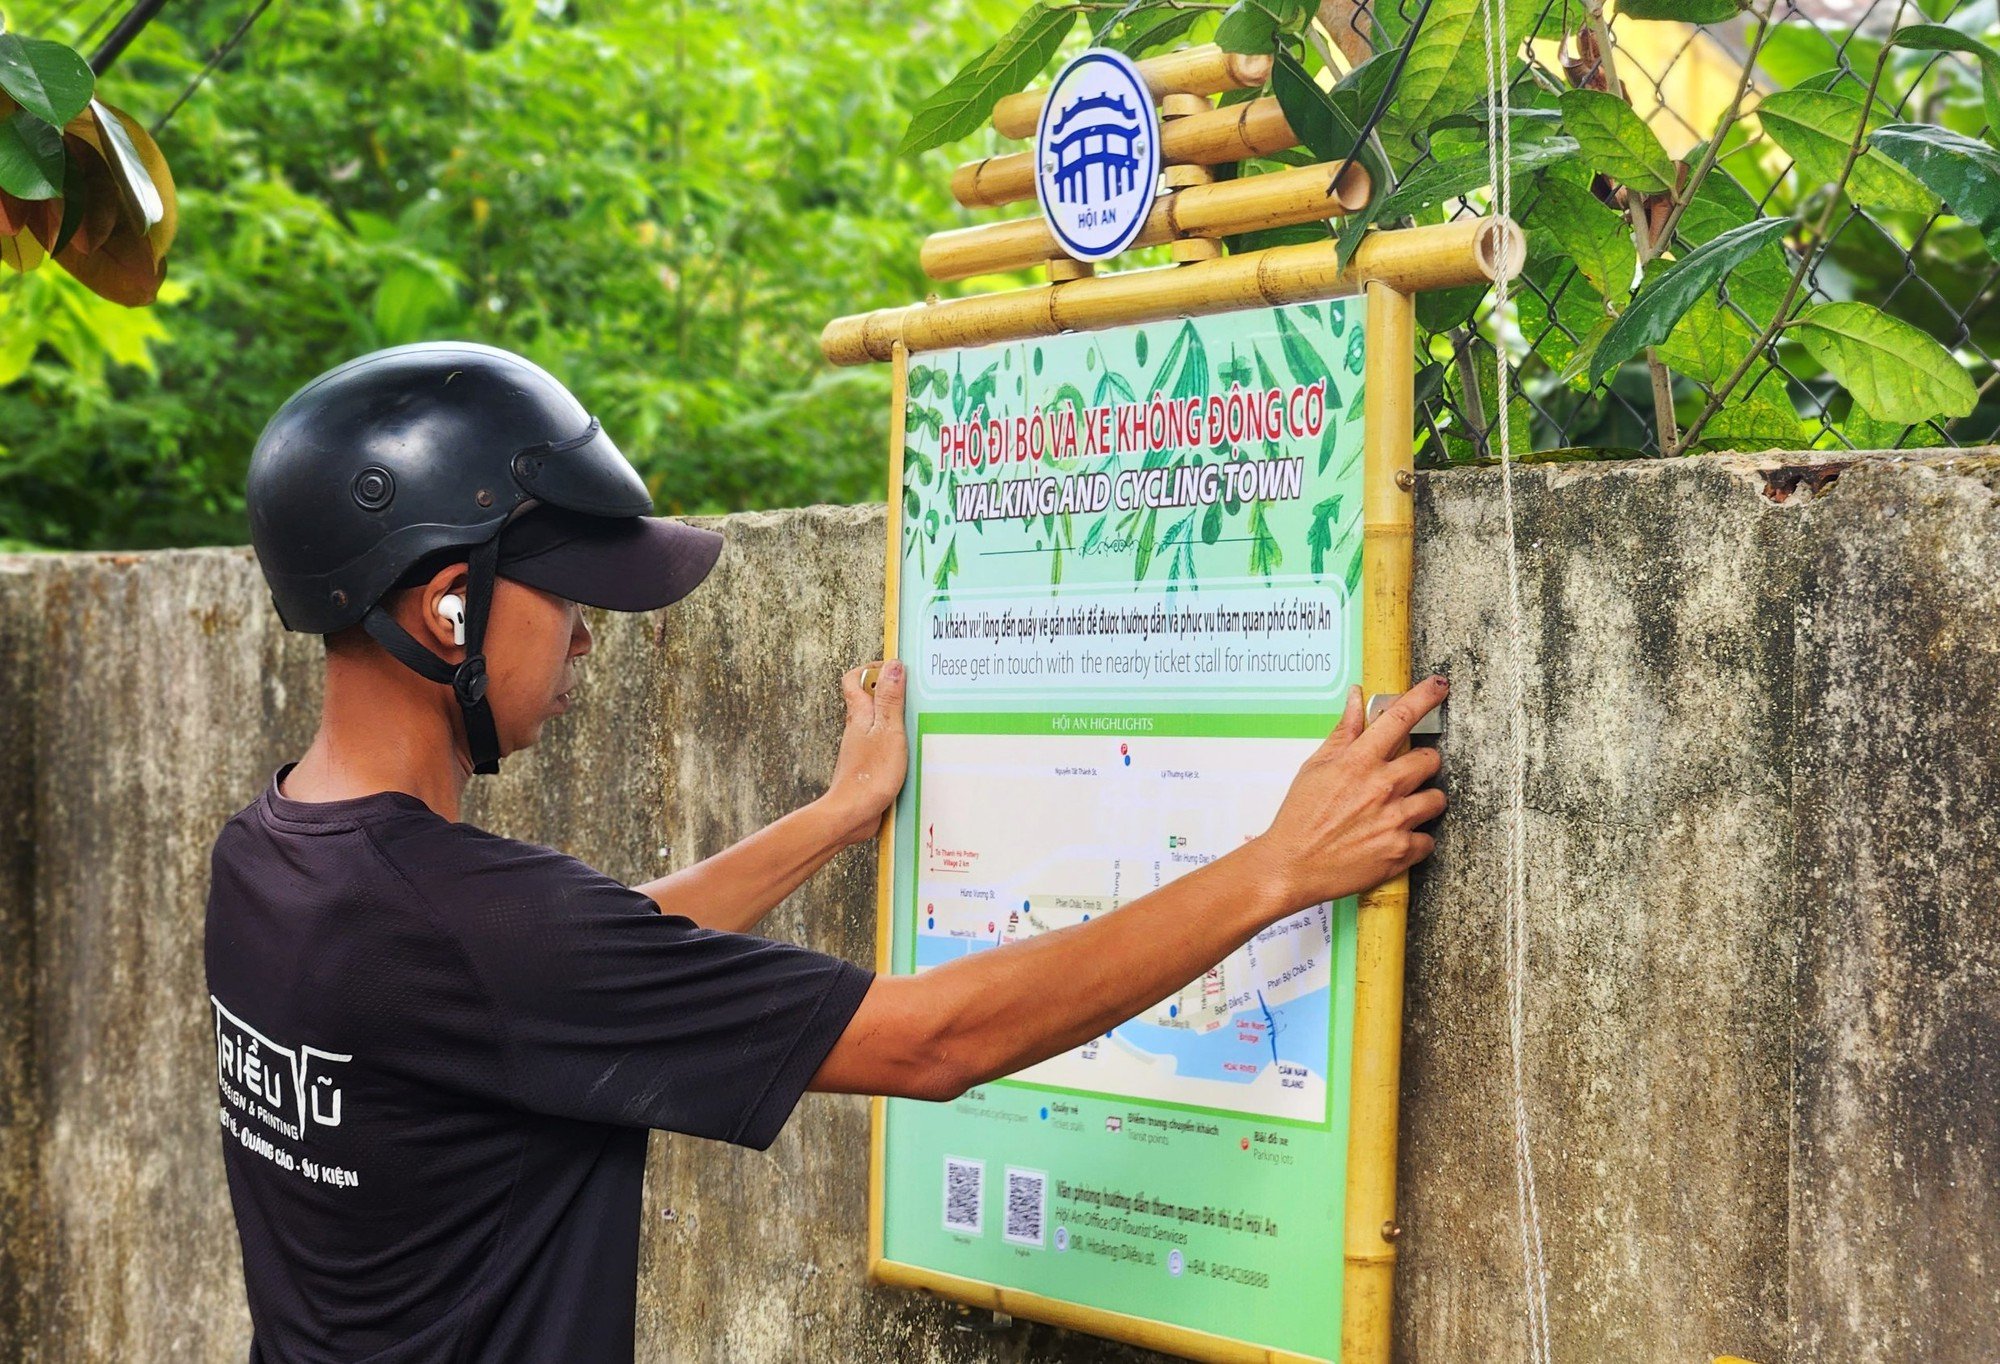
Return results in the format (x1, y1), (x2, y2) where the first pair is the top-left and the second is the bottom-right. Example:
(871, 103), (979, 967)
(1034, 49), (1161, 262)
(1046, 92), (1146, 205)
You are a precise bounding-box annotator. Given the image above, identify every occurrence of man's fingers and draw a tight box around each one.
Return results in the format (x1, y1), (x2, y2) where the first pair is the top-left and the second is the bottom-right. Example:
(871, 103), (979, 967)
(1384, 744), (1443, 797)
(1400, 786), (1447, 827)
(869, 659), (907, 730)
(1357, 676), (1448, 759)
(1313, 685), (1367, 759)
(1404, 831), (1436, 865)
(841, 666), (870, 725)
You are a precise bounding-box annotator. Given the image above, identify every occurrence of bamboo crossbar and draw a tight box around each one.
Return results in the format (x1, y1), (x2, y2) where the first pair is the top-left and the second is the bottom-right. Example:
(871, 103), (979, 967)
(822, 217), (1522, 365)
(991, 43), (1273, 140)
(952, 96), (1298, 209)
(922, 160), (1371, 281)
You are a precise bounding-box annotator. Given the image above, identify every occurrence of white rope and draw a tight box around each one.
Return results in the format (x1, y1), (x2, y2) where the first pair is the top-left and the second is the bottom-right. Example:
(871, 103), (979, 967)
(1477, 0), (1551, 1360)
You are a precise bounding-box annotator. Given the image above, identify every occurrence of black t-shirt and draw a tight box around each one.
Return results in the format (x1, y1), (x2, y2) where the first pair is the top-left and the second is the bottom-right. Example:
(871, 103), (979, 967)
(203, 763), (873, 1363)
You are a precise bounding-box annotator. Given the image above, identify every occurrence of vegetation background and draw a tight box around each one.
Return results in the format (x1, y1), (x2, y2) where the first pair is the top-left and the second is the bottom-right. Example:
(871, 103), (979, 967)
(0, 0), (1023, 550)
(5, 0), (1996, 552)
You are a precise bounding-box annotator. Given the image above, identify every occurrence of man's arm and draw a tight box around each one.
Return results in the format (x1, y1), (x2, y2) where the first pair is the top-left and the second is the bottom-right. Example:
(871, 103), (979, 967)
(809, 677), (1449, 1100)
(634, 661), (908, 932)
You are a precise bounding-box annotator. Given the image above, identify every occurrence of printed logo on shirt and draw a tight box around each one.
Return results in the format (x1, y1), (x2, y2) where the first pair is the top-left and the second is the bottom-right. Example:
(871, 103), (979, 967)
(211, 994), (351, 1144)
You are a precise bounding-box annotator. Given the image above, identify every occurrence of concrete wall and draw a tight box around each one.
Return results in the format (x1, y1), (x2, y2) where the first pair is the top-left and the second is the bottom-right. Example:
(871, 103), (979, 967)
(0, 454), (1993, 1363)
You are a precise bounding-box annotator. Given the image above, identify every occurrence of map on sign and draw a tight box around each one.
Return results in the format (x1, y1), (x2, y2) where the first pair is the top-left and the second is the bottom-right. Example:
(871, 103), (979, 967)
(913, 731), (1331, 1124)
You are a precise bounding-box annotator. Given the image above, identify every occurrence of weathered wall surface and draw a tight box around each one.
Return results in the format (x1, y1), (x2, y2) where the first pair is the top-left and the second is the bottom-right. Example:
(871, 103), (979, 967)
(0, 454), (1994, 1363)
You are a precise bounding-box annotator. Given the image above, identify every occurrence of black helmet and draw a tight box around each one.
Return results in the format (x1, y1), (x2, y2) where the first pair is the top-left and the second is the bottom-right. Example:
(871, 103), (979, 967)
(247, 341), (722, 775)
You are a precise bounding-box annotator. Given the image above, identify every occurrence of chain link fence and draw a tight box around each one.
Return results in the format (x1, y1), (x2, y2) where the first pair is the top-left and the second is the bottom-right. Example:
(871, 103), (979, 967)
(1309, 0), (2000, 463)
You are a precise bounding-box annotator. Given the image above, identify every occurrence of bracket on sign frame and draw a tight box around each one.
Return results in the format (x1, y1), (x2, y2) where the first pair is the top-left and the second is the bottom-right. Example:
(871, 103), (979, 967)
(1367, 692), (1444, 736)
(948, 1305), (1014, 1335)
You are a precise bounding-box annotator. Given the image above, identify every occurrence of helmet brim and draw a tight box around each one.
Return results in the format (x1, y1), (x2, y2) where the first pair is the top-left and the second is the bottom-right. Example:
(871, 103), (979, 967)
(496, 506), (723, 612)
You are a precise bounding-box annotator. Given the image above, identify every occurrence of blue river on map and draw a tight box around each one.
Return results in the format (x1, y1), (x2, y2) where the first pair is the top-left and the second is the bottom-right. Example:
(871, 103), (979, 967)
(914, 932), (1329, 1083)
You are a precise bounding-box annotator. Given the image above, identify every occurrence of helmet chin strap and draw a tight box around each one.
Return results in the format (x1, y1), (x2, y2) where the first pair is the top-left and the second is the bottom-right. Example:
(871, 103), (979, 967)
(361, 534), (505, 776)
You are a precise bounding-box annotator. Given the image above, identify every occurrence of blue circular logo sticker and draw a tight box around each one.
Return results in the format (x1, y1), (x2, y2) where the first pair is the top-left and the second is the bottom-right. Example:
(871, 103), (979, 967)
(1035, 48), (1161, 263)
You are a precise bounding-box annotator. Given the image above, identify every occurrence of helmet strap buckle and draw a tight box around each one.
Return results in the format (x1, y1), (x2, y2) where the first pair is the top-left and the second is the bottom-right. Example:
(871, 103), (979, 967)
(359, 534), (507, 777)
(452, 656), (490, 709)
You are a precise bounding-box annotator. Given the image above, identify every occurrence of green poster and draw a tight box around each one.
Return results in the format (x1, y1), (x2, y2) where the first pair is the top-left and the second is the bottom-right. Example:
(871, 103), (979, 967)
(880, 299), (1367, 1362)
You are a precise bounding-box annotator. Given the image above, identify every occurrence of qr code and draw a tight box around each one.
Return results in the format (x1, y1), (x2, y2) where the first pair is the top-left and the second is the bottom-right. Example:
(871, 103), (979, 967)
(942, 1156), (983, 1235)
(1003, 1166), (1047, 1247)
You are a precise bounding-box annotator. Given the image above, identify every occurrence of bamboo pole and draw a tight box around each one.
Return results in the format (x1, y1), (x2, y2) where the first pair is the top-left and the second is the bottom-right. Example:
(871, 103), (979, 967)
(992, 43), (1273, 140)
(822, 217), (1523, 365)
(866, 341), (910, 1281)
(922, 160), (1372, 281)
(952, 96), (1297, 209)
(1341, 280), (1416, 1364)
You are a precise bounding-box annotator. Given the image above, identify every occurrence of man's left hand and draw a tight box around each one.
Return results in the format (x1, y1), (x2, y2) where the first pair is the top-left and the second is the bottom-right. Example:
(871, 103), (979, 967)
(823, 659), (908, 847)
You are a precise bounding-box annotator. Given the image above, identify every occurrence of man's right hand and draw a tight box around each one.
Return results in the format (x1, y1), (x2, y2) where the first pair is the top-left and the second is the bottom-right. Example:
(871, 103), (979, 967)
(1253, 676), (1449, 910)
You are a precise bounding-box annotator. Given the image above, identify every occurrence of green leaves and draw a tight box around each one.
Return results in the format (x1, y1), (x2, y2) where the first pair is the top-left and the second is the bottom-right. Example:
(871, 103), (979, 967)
(1588, 217), (1791, 382)
(90, 101), (163, 233)
(0, 107), (63, 200)
(0, 32), (93, 128)
(1271, 49), (1366, 171)
(1870, 122), (2000, 262)
(1272, 307), (1340, 427)
(1615, 0), (1740, 22)
(1382, 0), (1543, 149)
(373, 260), (463, 343)
(1092, 0), (1201, 56)
(1674, 170), (1788, 324)
(1794, 301), (1977, 423)
(1756, 89), (1938, 214)
(1270, 49), (1390, 268)
(1216, 0), (1311, 55)
(1306, 495), (1346, 576)
(1699, 383), (1810, 451)
(1560, 89), (1675, 193)
(1377, 135), (1577, 219)
(1885, 24), (2000, 141)
(1656, 293), (1759, 384)
(898, 2), (1075, 156)
(1525, 178), (1635, 300)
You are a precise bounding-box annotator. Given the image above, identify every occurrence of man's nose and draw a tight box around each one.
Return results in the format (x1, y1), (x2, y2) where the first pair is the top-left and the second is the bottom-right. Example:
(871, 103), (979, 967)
(571, 608), (593, 656)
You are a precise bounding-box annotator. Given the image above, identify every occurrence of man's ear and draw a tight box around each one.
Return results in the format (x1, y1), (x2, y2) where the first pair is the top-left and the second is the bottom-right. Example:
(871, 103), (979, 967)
(406, 563), (471, 655)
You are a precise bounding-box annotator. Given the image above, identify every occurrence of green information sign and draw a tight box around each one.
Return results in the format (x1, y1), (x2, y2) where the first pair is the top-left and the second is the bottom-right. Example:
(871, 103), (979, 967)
(873, 299), (1369, 1362)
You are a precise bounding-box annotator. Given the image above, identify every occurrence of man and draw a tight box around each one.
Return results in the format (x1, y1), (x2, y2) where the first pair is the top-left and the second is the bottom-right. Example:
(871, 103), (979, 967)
(206, 341), (1446, 1362)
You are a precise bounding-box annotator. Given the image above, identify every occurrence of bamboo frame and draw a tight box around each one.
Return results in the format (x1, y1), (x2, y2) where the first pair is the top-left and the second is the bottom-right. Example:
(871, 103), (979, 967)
(1342, 280), (1416, 1364)
(991, 43), (1273, 140)
(851, 217), (1507, 1364)
(952, 97), (1297, 210)
(824, 217), (1521, 365)
(866, 341), (909, 1282)
(921, 160), (1372, 281)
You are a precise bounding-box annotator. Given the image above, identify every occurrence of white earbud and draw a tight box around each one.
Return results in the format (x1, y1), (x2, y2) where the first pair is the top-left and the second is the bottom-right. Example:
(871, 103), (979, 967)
(437, 593), (466, 647)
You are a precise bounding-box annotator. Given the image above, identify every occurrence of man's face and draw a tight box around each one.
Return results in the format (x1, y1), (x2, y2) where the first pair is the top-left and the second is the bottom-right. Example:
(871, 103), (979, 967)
(482, 577), (592, 755)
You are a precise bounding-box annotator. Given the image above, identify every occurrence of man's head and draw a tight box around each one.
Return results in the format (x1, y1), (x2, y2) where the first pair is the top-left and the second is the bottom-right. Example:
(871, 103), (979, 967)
(250, 342), (722, 774)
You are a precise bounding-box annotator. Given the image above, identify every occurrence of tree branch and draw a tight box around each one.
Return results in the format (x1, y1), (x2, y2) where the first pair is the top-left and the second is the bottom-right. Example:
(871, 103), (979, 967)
(1646, 0), (1780, 265)
(1580, 0), (1678, 448)
(1667, 0), (1909, 457)
(88, 0), (169, 77)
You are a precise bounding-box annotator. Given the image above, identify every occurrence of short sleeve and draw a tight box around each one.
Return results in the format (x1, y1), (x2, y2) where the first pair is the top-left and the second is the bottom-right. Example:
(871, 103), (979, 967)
(405, 832), (872, 1149)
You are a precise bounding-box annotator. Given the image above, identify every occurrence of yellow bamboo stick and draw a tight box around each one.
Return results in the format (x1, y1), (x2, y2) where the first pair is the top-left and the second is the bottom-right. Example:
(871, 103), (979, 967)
(822, 218), (1522, 366)
(951, 96), (1298, 209)
(922, 160), (1372, 281)
(866, 341), (909, 1278)
(1341, 280), (1416, 1364)
(992, 43), (1273, 140)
